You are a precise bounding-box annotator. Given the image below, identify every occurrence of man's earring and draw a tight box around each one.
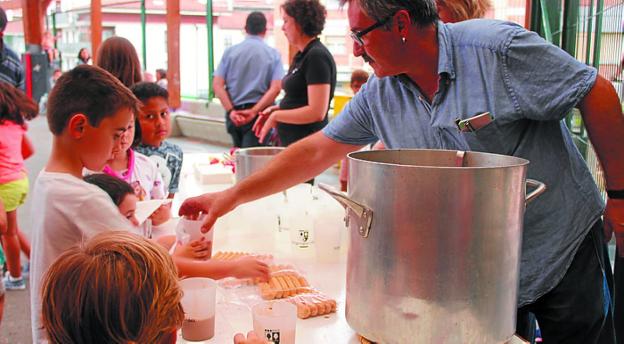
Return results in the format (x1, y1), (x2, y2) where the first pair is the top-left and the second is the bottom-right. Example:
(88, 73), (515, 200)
(401, 37), (406, 44)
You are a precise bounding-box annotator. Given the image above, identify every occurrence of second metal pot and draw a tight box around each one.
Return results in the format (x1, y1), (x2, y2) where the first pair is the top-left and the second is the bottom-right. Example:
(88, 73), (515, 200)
(234, 147), (285, 183)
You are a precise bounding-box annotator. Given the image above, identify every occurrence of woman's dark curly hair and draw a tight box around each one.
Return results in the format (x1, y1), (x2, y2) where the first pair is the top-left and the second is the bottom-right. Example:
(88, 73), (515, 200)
(281, 0), (326, 37)
(0, 82), (38, 125)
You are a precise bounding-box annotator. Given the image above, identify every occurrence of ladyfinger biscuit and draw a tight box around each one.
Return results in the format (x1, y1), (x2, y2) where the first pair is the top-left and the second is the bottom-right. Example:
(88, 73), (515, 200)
(288, 275), (301, 295)
(293, 295), (314, 318)
(314, 294), (337, 312)
(285, 275), (303, 294)
(260, 285), (276, 300)
(221, 252), (233, 260)
(212, 251), (224, 260)
(296, 286), (315, 294)
(310, 294), (330, 314)
(281, 275), (297, 296)
(297, 276), (310, 287)
(289, 298), (311, 319)
(268, 277), (282, 299)
(274, 275), (291, 297)
(301, 295), (319, 316)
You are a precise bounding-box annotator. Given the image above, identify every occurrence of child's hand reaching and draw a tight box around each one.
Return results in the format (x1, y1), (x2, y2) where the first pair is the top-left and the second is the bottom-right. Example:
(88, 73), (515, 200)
(190, 238), (212, 260)
(230, 256), (270, 281)
(173, 238), (212, 260)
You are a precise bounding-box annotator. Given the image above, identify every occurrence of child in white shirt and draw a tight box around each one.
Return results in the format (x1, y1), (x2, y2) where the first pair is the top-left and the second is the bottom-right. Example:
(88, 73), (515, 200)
(29, 65), (137, 343)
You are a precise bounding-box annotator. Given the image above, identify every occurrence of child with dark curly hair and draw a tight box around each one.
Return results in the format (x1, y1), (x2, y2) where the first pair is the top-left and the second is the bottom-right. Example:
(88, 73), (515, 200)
(0, 82), (37, 290)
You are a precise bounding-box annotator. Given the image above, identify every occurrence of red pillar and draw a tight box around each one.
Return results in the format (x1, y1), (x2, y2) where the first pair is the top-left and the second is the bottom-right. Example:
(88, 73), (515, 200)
(21, 0), (46, 49)
(524, 0), (532, 29)
(91, 0), (102, 64)
(166, 0), (181, 109)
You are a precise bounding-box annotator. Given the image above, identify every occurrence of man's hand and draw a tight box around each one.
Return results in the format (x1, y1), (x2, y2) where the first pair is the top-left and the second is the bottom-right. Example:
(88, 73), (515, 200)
(230, 256), (270, 281)
(230, 110), (246, 126)
(178, 190), (238, 233)
(604, 198), (624, 256)
(233, 331), (267, 344)
(237, 109), (259, 126)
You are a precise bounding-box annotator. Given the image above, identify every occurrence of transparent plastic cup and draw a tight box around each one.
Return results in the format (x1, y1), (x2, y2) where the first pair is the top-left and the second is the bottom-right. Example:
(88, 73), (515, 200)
(180, 277), (217, 341)
(252, 301), (297, 344)
(176, 215), (214, 256)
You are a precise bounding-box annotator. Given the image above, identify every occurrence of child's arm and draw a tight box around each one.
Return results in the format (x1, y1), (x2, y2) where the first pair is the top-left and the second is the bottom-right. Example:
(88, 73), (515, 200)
(0, 199), (6, 233)
(173, 256), (270, 281)
(21, 134), (34, 160)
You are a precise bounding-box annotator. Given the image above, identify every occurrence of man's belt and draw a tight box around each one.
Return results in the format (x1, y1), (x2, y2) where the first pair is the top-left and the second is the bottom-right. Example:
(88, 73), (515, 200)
(233, 103), (256, 110)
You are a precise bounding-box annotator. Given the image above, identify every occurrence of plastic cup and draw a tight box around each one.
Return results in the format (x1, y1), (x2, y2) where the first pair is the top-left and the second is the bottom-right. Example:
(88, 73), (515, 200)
(179, 277), (217, 341)
(176, 215), (214, 249)
(252, 301), (297, 344)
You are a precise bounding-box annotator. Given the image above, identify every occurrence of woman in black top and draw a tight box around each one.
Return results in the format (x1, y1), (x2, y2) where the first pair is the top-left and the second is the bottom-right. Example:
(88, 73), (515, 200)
(253, 0), (336, 147)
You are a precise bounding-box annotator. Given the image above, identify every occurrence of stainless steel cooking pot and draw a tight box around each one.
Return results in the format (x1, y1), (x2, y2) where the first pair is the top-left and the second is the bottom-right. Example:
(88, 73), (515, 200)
(234, 147), (285, 182)
(320, 149), (545, 344)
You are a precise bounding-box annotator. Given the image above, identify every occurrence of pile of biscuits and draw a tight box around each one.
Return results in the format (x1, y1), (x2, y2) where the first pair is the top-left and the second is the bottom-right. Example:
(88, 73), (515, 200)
(213, 251), (337, 319)
(284, 292), (337, 319)
(258, 267), (311, 299)
(212, 251), (273, 261)
(258, 266), (336, 319)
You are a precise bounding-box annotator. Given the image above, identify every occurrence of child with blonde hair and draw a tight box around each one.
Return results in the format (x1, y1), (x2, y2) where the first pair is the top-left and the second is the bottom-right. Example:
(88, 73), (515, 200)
(41, 231), (183, 344)
(41, 230), (268, 344)
(0, 82), (37, 290)
(436, 0), (491, 23)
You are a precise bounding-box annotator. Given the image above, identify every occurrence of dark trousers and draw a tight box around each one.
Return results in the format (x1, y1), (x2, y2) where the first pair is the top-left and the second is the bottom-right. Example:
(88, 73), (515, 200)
(516, 220), (615, 344)
(225, 103), (263, 148)
(615, 244), (624, 344)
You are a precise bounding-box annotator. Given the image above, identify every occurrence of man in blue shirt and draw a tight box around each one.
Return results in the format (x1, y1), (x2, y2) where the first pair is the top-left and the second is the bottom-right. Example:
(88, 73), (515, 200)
(183, 1), (623, 341)
(0, 7), (24, 89)
(213, 11), (284, 148)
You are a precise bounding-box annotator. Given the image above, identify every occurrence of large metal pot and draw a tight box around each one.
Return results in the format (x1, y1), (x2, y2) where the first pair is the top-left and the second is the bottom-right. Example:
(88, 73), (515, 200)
(320, 149), (545, 344)
(234, 147), (285, 182)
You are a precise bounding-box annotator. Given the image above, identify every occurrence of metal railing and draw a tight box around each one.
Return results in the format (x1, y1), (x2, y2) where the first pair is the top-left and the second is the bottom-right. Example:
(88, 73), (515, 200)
(531, 0), (624, 196)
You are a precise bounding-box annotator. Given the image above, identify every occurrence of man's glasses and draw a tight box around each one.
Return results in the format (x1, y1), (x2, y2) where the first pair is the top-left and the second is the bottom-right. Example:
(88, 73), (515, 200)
(350, 15), (393, 46)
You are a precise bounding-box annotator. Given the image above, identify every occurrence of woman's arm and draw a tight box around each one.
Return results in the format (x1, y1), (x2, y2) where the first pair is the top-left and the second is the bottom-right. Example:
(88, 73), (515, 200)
(272, 84), (331, 124)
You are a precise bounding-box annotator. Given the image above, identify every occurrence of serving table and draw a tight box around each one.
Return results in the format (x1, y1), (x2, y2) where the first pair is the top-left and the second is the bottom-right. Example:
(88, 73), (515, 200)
(170, 153), (529, 344)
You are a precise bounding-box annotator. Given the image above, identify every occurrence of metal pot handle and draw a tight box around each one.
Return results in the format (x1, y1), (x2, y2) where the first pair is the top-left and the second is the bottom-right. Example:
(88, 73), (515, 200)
(525, 179), (547, 204)
(319, 183), (374, 238)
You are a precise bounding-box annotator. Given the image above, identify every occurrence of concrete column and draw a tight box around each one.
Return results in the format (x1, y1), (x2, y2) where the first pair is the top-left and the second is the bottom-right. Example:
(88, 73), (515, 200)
(166, 0), (181, 109)
(91, 0), (102, 64)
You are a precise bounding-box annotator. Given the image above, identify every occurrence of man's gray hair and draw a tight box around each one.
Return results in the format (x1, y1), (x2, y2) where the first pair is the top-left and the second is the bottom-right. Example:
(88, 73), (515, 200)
(339, 0), (438, 26)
